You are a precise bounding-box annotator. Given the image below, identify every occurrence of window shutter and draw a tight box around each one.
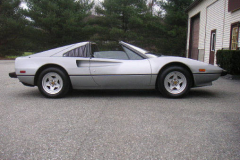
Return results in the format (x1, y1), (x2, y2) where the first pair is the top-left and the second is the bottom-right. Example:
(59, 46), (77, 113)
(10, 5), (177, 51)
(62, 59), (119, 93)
(228, 0), (240, 12)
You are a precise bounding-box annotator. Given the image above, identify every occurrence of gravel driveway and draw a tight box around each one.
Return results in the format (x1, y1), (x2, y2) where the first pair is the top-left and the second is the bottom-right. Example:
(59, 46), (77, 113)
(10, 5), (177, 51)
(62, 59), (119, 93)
(0, 60), (240, 160)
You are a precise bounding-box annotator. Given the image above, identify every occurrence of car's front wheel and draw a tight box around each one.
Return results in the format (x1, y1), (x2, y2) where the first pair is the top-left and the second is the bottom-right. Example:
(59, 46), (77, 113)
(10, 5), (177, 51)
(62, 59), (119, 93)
(158, 66), (192, 98)
(37, 67), (70, 98)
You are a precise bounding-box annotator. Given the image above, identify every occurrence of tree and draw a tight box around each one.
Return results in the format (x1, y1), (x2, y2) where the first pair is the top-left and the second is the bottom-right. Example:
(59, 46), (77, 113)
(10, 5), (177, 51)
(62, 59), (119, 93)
(158, 0), (194, 56)
(0, 0), (27, 57)
(24, 0), (94, 50)
(94, 0), (149, 42)
(91, 0), (167, 53)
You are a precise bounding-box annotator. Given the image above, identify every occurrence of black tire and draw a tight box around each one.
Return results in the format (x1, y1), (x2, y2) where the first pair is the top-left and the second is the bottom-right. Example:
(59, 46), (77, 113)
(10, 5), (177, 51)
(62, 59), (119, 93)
(37, 67), (70, 98)
(158, 66), (192, 98)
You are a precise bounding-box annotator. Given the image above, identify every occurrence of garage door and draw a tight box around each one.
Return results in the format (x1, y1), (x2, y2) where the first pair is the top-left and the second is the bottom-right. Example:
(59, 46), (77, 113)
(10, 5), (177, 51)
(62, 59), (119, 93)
(189, 14), (200, 60)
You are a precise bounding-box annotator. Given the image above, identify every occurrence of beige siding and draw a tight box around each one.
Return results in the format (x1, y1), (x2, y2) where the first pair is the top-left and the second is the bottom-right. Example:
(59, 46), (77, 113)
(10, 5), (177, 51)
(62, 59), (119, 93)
(186, 0), (218, 58)
(205, 0), (225, 64)
(187, 0), (240, 65)
(222, 0), (240, 49)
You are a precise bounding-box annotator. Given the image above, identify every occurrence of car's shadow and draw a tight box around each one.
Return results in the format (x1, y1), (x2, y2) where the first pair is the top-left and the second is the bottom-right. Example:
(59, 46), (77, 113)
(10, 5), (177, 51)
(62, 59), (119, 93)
(68, 88), (218, 99)
(68, 89), (161, 98)
(17, 88), (218, 99)
(18, 88), (218, 99)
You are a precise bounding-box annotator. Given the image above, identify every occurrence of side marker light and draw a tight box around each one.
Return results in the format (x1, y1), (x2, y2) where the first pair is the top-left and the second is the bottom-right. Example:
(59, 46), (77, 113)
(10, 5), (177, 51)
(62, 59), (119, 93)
(199, 69), (206, 72)
(20, 71), (26, 73)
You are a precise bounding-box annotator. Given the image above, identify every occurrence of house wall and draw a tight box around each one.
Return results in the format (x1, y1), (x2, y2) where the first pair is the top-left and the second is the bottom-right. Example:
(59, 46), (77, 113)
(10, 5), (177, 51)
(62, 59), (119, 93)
(186, 0), (240, 65)
(186, 0), (218, 59)
(222, 0), (240, 49)
(205, 0), (225, 64)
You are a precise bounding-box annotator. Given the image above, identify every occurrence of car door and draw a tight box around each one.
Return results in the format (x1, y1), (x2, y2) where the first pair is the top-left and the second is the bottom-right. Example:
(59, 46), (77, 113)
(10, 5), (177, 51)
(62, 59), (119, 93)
(89, 49), (152, 89)
(62, 43), (98, 89)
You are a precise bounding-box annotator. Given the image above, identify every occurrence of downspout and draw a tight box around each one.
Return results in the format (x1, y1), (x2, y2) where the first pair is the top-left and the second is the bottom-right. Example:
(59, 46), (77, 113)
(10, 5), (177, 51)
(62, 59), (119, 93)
(222, 0), (226, 49)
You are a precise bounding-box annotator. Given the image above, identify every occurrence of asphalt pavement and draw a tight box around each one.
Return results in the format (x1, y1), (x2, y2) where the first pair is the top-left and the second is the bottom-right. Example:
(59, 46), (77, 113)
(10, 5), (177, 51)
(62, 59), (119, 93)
(0, 60), (240, 160)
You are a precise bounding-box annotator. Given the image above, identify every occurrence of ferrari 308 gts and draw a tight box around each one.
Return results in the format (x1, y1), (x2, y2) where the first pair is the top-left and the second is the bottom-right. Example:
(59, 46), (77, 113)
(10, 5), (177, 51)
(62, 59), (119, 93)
(9, 41), (226, 98)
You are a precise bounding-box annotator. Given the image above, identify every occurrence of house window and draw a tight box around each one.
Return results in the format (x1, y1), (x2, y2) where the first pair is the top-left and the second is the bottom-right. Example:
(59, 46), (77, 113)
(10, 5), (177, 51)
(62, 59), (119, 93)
(230, 23), (240, 50)
(211, 32), (216, 51)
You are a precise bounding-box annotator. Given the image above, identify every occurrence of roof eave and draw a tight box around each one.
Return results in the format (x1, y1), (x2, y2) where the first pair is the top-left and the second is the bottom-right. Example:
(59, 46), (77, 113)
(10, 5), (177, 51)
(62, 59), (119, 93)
(185, 0), (203, 13)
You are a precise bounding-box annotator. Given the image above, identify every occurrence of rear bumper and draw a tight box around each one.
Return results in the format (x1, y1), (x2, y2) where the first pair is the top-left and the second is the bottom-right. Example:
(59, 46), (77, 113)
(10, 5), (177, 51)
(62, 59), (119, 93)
(221, 70), (227, 76)
(9, 72), (17, 78)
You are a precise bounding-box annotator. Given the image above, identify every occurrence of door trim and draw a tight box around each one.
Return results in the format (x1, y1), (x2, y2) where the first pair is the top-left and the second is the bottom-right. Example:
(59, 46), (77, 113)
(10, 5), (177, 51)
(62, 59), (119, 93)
(209, 29), (216, 65)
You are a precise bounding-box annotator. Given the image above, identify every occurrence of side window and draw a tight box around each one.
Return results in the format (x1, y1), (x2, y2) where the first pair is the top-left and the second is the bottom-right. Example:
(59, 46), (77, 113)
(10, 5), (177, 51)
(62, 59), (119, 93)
(63, 44), (90, 57)
(91, 43), (144, 60)
(122, 46), (143, 60)
(91, 44), (99, 56)
(94, 51), (129, 60)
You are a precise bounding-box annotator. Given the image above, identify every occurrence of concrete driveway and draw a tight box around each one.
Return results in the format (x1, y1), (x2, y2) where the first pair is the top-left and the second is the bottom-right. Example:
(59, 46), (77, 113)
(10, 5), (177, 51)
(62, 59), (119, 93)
(0, 60), (240, 159)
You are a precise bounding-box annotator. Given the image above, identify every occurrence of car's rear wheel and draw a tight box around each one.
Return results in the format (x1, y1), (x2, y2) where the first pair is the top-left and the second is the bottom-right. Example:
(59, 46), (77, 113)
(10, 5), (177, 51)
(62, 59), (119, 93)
(38, 67), (70, 98)
(158, 66), (192, 98)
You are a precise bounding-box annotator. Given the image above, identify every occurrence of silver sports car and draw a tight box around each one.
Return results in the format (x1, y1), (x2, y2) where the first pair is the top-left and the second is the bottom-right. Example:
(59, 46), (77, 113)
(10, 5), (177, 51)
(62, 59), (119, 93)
(9, 41), (226, 98)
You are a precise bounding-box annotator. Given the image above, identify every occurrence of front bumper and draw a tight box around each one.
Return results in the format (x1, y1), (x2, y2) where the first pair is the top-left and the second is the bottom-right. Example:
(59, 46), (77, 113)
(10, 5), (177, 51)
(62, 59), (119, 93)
(9, 72), (17, 78)
(221, 70), (228, 76)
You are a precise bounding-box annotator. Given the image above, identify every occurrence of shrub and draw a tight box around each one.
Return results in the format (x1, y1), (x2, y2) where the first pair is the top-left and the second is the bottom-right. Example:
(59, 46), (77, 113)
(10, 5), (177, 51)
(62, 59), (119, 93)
(0, 45), (23, 57)
(216, 50), (240, 75)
